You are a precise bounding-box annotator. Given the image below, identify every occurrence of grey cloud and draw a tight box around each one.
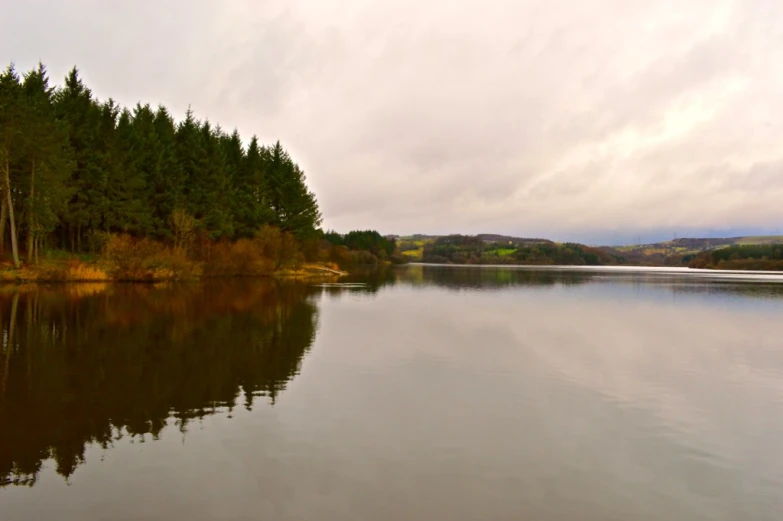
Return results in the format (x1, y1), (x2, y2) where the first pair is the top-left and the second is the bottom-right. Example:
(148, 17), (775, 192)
(2, 0), (782, 240)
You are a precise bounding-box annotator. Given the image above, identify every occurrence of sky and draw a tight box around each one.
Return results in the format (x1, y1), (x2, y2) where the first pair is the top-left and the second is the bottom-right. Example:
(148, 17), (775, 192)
(2, 0), (783, 245)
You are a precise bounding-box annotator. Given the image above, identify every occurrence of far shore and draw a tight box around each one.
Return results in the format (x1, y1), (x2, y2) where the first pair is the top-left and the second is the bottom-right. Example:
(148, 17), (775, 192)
(407, 262), (783, 276)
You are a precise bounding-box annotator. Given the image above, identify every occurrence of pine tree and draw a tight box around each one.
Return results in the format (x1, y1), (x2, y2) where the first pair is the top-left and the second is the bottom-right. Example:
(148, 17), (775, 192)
(0, 65), (22, 266)
(127, 104), (162, 233)
(54, 67), (104, 251)
(227, 131), (258, 237)
(244, 136), (274, 229)
(19, 63), (74, 262)
(198, 122), (234, 239)
(266, 141), (322, 239)
(148, 105), (182, 238)
(101, 106), (151, 235)
(174, 108), (208, 230)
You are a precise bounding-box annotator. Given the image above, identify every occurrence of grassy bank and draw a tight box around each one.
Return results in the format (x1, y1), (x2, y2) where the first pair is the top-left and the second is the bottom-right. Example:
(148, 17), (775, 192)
(0, 258), (349, 283)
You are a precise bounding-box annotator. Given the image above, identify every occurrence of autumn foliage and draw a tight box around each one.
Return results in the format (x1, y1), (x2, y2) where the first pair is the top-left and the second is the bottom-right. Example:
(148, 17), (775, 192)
(99, 224), (307, 281)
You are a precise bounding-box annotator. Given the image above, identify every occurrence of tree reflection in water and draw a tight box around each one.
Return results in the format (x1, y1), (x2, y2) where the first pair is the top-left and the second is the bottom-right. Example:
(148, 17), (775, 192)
(0, 281), (319, 487)
(3, 266), (781, 488)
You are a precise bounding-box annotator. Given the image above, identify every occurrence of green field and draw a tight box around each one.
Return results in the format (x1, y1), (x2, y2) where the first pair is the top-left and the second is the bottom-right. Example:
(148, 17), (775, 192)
(485, 248), (516, 256)
(397, 238), (434, 261)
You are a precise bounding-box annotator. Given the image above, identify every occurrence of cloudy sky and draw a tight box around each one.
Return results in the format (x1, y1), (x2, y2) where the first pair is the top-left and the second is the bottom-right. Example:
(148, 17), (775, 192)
(3, 0), (783, 244)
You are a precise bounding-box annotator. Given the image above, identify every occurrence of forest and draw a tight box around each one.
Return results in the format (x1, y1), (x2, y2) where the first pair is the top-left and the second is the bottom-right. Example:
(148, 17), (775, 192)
(0, 62), (396, 280)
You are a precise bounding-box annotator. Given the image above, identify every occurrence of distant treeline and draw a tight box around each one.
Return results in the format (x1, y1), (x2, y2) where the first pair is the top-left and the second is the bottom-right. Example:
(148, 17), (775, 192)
(687, 244), (783, 271)
(0, 62), (397, 275)
(323, 230), (404, 264)
(417, 235), (783, 271)
(421, 235), (622, 266)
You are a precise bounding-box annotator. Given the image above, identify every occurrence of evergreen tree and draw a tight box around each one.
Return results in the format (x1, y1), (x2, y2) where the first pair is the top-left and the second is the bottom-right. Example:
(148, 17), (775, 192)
(101, 106), (150, 235)
(174, 108), (207, 229)
(0, 65), (22, 266)
(148, 105), (182, 238)
(54, 67), (104, 251)
(266, 141), (321, 239)
(19, 63), (74, 261)
(230, 133), (262, 237)
(245, 136), (274, 229)
(197, 121), (234, 239)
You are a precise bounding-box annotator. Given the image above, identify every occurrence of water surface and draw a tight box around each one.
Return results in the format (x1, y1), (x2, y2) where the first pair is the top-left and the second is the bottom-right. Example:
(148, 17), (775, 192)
(2, 266), (783, 520)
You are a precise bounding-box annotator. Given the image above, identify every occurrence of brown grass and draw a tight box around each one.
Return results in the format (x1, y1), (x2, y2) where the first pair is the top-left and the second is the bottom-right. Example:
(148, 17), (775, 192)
(0, 226), (357, 284)
(103, 234), (202, 281)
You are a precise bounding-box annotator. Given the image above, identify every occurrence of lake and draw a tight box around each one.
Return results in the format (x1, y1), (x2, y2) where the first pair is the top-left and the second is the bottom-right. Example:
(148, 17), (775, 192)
(2, 265), (783, 520)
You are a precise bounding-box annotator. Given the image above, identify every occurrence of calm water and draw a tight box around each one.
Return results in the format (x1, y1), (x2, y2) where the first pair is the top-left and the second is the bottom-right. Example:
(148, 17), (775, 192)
(2, 266), (783, 520)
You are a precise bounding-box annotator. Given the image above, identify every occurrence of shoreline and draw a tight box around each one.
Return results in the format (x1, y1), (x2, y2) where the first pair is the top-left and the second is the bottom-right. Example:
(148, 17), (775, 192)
(406, 262), (783, 276)
(0, 261), (350, 284)
(408, 261), (783, 274)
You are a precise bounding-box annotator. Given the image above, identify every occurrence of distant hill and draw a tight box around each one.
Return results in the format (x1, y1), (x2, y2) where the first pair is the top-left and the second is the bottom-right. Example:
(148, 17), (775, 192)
(396, 233), (783, 269)
(418, 235), (620, 266)
(602, 236), (783, 266)
(620, 236), (783, 250)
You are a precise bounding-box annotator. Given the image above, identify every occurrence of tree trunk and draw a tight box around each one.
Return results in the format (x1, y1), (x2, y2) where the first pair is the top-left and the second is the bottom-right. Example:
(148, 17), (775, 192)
(2, 153), (19, 268)
(27, 157), (35, 263)
(2, 293), (19, 398)
(0, 194), (7, 256)
(7, 187), (19, 267)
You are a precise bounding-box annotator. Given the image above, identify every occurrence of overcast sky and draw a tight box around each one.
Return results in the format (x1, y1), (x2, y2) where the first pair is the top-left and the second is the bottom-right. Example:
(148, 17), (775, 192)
(3, 0), (783, 244)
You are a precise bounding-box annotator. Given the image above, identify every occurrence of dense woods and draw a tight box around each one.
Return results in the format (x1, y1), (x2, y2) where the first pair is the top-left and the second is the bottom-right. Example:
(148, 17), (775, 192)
(0, 62), (333, 275)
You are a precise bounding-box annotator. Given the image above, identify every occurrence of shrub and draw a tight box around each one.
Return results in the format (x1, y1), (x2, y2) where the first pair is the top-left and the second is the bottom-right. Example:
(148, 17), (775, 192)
(203, 239), (272, 277)
(170, 209), (196, 251)
(103, 234), (200, 281)
(256, 225), (301, 270)
(199, 226), (303, 277)
(34, 259), (111, 281)
(64, 261), (111, 281)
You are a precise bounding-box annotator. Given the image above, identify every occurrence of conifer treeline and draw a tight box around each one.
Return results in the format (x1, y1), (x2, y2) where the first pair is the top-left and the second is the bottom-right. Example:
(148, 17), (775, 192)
(0, 63), (321, 267)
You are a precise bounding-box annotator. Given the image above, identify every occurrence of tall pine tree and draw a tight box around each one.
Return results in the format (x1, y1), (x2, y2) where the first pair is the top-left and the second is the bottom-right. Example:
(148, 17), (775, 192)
(19, 63), (73, 261)
(0, 65), (22, 266)
(266, 141), (321, 239)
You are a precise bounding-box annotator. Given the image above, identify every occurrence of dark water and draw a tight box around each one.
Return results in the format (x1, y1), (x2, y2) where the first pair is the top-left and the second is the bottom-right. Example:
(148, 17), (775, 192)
(2, 266), (783, 520)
